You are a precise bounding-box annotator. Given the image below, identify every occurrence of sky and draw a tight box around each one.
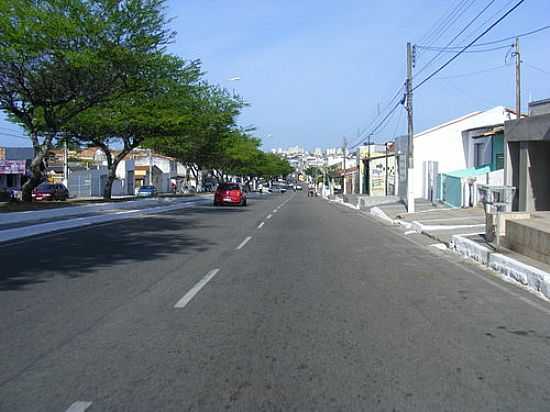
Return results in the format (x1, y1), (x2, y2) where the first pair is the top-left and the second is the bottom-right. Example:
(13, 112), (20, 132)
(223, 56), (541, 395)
(2, 0), (550, 151)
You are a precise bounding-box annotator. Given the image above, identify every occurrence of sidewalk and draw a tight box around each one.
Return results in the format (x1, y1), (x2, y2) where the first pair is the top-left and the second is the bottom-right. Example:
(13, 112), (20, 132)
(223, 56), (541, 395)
(0, 194), (212, 243)
(337, 195), (550, 302)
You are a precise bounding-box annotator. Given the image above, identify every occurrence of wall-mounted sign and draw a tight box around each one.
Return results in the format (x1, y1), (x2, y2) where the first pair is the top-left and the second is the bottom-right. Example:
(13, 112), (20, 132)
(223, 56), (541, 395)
(0, 160), (26, 174)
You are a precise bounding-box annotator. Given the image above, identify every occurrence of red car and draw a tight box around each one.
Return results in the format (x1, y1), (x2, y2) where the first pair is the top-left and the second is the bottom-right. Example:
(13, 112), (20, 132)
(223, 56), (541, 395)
(213, 182), (247, 206)
(32, 183), (69, 201)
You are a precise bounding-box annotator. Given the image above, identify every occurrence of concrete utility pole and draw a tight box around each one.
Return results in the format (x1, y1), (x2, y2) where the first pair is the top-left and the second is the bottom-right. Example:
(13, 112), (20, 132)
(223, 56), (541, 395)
(514, 37), (521, 119)
(148, 148), (153, 186)
(406, 42), (415, 213)
(342, 137), (347, 195)
(63, 137), (68, 188)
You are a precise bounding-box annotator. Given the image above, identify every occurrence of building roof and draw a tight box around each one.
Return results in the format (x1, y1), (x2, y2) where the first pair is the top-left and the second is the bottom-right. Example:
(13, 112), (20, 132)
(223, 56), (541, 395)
(1, 147), (34, 160)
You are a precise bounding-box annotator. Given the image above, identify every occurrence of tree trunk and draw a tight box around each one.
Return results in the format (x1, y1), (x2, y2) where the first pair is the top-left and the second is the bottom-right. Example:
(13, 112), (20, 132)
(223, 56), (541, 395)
(95, 141), (132, 201)
(21, 154), (45, 202)
(103, 170), (116, 200)
(22, 135), (51, 202)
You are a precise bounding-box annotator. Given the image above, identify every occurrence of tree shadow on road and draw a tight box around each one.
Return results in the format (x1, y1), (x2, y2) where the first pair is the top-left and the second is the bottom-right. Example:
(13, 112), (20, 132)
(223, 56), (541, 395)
(0, 205), (248, 291)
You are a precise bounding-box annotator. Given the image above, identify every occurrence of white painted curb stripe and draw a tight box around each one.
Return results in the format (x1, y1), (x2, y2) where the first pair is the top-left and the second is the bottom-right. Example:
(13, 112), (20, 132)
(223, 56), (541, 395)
(257, 222), (265, 229)
(174, 269), (220, 309)
(236, 236), (252, 250)
(0, 199), (209, 243)
(65, 401), (93, 412)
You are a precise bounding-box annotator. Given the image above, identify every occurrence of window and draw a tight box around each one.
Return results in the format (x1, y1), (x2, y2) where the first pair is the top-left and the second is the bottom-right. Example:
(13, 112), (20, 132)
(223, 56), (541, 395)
(220, 183), (240, 191)
(474, 142), (490, 168)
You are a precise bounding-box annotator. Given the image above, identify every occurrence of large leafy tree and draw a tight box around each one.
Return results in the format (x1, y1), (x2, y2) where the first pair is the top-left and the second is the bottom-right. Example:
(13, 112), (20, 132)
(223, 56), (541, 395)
(147, 85), (245, 187)
(64, 55), (201, 199)
(0, 0), (172, 200)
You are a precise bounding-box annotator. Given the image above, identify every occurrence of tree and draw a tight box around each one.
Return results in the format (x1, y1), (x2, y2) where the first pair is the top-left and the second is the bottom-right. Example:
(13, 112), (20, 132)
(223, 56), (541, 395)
(0, 0), (172, 200)
(64, 55), (202, 199)
(147, 85), (245, 188)
(305, 166), (322, 179)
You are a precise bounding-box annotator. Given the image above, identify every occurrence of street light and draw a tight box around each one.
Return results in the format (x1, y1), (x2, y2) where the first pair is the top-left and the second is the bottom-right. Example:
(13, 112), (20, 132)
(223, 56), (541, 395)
(227, 76), (241, 81)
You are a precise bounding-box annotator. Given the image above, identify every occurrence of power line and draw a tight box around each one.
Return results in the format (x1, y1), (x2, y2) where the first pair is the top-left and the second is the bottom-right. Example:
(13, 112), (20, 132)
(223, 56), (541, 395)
(348, 84), (405, 149)
(414, 0), (526, 92)
(350, 100), (403, 149)
(0, 131), (30, 141)
(417, 24), (550, 50)
(432, 63), (511, 80)
(418, 0), (477, 51)
(525, 63), (550, 76)
(415, 0), (497, 78)
(416, 44), (512, 53)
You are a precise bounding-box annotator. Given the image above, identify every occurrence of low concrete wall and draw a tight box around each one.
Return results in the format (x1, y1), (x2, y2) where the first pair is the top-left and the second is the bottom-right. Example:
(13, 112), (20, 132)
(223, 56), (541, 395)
(485, 211), (530, 241)
(507, 215), (550, 265)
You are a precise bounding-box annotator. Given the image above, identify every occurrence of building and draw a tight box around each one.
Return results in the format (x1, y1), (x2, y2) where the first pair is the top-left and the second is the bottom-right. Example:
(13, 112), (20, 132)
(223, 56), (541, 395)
(438, 124), (505, 208)
(504, 98), (550, 212)
(0, 147), (33, 193)
(355, 144), (395, 196)
(396, 106), (516, 205)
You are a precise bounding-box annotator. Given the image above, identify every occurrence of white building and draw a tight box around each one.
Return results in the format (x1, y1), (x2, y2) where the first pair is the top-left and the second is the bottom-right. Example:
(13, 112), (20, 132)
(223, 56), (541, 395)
(396, 106), (515, 201)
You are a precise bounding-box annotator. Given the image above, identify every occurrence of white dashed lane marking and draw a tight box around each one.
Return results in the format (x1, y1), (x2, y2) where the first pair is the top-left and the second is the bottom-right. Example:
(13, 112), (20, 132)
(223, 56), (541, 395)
(174, 269), (221, 309)
(65, 402), (93, 412)
(236, 236), (252, 250)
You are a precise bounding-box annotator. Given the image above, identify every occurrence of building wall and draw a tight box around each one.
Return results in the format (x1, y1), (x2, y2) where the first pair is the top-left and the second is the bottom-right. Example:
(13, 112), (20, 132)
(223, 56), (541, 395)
(413, 107), (513, 199)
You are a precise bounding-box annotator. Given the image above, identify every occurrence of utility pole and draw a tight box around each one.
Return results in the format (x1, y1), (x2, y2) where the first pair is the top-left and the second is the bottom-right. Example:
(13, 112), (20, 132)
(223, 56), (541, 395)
(505, 37), (522, 191)
(148, 148), (153, 186)
(342, 137), (347, 195)
(406, 42), (415, 213)
(63, 136), (68, 188)
(514, 37), (521, 119)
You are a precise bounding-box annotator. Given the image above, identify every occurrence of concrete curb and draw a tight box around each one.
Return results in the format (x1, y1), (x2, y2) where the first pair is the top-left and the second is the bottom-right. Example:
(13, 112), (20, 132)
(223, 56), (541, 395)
(369, 205), (550, 302)
(0, 198), (209, 243)
(452, 234), (550, 301)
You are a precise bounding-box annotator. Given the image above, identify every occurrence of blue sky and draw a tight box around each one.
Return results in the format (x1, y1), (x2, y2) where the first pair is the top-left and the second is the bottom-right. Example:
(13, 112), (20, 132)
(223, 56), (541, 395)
(2, 0), (550, 150)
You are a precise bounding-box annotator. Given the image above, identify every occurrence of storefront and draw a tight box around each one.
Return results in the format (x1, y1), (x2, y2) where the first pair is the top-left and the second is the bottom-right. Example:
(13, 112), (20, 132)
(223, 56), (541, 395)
(0, 160), (27, 191)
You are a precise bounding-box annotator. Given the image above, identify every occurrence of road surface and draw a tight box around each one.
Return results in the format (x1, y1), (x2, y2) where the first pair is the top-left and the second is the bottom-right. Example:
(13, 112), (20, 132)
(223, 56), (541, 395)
(1, 193), (550, 411)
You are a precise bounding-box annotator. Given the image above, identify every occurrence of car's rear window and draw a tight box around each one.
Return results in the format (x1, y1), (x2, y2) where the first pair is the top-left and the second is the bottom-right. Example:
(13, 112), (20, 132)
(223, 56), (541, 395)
(37, 183), (55, 190)
(219, 183), (240, 191)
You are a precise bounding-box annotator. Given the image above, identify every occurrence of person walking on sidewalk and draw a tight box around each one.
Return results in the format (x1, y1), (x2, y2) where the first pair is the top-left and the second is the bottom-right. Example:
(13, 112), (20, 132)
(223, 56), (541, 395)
(307, 182), (315, 197)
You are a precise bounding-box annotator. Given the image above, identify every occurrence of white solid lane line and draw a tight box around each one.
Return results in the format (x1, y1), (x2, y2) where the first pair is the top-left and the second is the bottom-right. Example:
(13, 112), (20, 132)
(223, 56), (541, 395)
(65, 402), (93, 412)
(266, 214), (273, 220)
(174, 268), (221, 309)
(257, 222), (265, 229)
(236, 236), (252, 250)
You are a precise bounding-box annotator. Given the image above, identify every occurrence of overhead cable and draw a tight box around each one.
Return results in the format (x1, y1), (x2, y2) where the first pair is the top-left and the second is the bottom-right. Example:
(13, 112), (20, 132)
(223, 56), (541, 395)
(417, 24), (550, 50)
(414, 0), (526, 92)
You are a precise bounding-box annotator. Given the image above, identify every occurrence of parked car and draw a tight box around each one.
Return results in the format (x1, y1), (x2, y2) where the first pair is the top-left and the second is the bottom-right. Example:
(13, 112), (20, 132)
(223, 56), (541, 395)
(32, 183), (69, 201)
(136, 185), (158, 198)
(214, 182), (247, 206)
(293, 184), (303, 191)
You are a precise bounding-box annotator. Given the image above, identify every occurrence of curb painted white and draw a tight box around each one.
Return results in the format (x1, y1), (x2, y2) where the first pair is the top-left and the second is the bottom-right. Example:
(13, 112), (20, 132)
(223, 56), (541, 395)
(452, 234), (550, 301)
(0, 199), (209, 243)
(369, 207), (396, 224)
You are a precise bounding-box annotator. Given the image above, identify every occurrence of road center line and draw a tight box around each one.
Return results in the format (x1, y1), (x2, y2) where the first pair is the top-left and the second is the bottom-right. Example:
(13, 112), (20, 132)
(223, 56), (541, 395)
(65, 402), (93, 412)
(257, 222), (265, 229)
(236, 236), (252, 250)
(266, 214), (273, 220)
(174, 268), (220, 309)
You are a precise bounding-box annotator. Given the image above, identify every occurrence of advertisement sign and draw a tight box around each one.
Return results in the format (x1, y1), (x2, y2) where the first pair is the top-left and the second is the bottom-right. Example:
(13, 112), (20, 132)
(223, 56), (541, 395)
(0, 160), (26, 175)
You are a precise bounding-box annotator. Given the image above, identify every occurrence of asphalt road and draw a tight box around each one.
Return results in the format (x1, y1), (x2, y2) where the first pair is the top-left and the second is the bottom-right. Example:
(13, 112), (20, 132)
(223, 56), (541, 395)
(2, 193), (550, 411)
